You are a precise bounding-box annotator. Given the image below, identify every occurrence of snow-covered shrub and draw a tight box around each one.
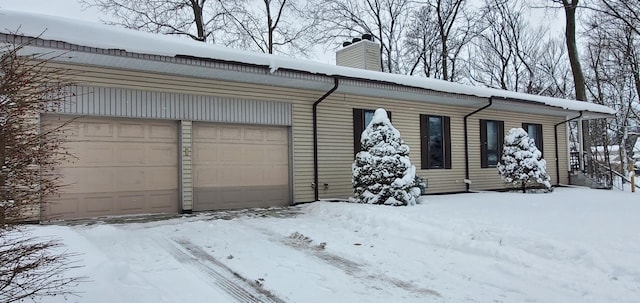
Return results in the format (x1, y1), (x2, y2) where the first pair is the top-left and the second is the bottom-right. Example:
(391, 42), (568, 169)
(497, 128), (552, 193)
(351, 108), (421, 206)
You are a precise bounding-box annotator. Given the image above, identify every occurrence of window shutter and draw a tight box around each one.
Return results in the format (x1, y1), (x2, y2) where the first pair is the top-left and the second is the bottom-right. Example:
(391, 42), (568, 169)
(444, 116), (452, 169)
(498, 121), (505, 162)
(353, 108), (364, 155)
(480, 120), (488, 168)
(420, 114), (428, 169)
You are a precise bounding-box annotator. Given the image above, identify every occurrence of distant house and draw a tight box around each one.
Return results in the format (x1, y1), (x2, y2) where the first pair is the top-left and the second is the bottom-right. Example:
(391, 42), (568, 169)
(0, 10), (615, 221)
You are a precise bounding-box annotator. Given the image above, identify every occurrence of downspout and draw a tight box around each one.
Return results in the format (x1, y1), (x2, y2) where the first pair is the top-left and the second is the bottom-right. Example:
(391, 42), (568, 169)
(554, 111), (582, 186)
(312, 77), (339, 201)
(463, 96), (494, 192)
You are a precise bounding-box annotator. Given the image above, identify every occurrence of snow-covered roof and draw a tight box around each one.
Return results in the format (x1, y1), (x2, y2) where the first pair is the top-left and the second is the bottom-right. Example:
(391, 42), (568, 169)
(0, 9), (616, 116)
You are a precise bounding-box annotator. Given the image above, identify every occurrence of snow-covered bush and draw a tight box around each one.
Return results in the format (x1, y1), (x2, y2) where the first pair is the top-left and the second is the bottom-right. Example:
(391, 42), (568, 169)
(351, 108), (421, 206)
(497, 128), (552, 193)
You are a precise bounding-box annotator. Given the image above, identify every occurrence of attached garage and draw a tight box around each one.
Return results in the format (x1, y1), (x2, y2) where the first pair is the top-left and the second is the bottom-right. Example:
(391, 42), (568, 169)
(42, 115), (179, 220)
(192, 123), (290, 211)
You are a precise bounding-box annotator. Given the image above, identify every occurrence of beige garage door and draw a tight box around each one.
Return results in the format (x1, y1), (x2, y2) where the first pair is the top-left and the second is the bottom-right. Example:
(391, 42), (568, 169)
(193, 123), (289, 211)
(42, 115), (179, 220)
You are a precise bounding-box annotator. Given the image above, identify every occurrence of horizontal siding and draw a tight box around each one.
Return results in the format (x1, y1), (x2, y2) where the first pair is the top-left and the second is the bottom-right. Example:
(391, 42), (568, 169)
(317, 94), (471, 200)
(336, 46), (364, 69)
(50, 62), (573, 203)
(52, 63), (321, 203)
(467, 110), (568, 191)
(318, 96), (572, 199)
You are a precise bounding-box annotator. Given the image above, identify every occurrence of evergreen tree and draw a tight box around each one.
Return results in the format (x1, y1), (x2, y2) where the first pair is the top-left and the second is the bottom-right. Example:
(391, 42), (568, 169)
(351, 108), (420, 206)
(497, 128), (552, 193)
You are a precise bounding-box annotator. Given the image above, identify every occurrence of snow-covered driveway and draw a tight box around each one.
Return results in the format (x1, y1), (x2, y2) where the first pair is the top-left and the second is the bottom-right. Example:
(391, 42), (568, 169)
(33, 188), (640, 303)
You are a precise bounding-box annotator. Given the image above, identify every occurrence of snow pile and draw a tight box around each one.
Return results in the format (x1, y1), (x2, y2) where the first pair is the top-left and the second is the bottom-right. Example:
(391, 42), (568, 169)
(351, 108), (420, 206)
(497, 128), (551, 191)
(27, 188), (640, 303)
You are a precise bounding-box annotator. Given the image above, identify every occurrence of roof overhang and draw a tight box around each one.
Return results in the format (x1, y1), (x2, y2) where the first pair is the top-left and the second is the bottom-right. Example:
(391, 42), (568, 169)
(14, 43), (615, 120)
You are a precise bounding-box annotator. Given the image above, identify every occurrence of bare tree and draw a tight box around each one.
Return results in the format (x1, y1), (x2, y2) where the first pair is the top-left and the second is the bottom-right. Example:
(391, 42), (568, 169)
(430, 0), (471, 81)
(82, 0), (316, 55)
(0, 39), (81, 302)
(81, 0), (225, 42)
(585, 0), (640, 35)
(583, 5), (640, 176)
(217, 0), (318, 55)
(313, 0), (412, 73)
(467, 0), (546, 93)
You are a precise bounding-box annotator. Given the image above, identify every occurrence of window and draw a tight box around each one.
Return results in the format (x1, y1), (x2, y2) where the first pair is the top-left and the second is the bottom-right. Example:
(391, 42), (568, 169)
(523, 123), (543, 156)
(480, 119), (504, 168)
(420, 114), (451, 169)
(353, 108), (391, 154)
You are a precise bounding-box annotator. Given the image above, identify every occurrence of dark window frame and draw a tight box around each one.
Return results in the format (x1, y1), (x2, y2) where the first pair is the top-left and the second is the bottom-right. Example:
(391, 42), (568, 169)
(420, 114), (452, 169)
(353, 108), (391, 155)
(480, 119), (504, 168)
(522, 123), (544, 157)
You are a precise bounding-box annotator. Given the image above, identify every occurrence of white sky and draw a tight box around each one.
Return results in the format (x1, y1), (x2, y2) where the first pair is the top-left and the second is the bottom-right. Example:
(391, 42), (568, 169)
(0, 0), (101, 22)
(0, 0), (565, 65)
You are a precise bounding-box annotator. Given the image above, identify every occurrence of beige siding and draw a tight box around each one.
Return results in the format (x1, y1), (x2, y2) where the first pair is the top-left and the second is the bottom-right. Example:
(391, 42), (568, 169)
(53, 63), (319, 203)
(336, 41), (381, 72)
(317, 94), (470, 199)
(466, 110), (569, 191)
(317, 96), (571, 199)
(52, 63), (572, 203)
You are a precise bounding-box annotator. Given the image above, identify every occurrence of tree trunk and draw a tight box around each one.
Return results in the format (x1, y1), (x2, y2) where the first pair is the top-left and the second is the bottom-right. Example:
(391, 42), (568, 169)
(561, 0), (591, 166)
(190, 0), (206, 41)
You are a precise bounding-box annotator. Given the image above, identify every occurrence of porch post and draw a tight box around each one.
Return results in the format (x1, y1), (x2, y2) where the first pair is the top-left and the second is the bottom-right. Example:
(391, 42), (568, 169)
(578, 118), (585, 171)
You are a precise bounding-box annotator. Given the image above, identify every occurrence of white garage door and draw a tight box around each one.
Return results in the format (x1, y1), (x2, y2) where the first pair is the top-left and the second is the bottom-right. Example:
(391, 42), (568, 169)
(42, 115), (179, 220)
(192, 123), (290, 211)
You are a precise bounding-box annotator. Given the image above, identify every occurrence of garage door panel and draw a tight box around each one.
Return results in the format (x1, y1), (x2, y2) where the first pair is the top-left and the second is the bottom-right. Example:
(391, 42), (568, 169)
(147, 144), (178, 165)
(117, 123), (146, 138)
(146, 167), (178, 189)
(42, 115), (178, 220)
(85, 195), (115, 213)
(84, 144), (115, 165)
(149, 123), (177, 141)
(266, 129), (287, 142)
(48, 190), (178, 219)
(193, 185), (289, 211)
(193, 123), (289, 211)
(118, 146), (146, 165)
(221, 127), (242, 141)
(194, 167), (219, 186)
(84, 121), (115, 138)
(194, 143), (218, 162)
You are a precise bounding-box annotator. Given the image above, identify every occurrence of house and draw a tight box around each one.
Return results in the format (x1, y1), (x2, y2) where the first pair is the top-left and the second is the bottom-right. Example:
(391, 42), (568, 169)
(0, 10), (615, 221)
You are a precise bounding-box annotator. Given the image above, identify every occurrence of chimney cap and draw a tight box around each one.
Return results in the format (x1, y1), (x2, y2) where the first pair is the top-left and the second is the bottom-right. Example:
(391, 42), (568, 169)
(352, 37), (361, 43)
(343, 41), (352, 47)
(362, 33), (373, 41)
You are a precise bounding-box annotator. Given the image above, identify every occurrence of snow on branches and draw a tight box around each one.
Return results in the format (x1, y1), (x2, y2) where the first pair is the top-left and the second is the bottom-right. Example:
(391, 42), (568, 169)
(351, 108), (420, 206)
(497, 128), (551, 193)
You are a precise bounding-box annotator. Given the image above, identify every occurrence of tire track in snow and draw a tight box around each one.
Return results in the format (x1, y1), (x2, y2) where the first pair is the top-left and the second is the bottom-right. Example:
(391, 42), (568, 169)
(161, 238), (286, 303)
(240, 222), (441, 297)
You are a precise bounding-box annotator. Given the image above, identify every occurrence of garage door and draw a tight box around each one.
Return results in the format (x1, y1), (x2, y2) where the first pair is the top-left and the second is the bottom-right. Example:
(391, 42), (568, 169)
(42, 115), (179, 220)
(193, 123), (289, 211)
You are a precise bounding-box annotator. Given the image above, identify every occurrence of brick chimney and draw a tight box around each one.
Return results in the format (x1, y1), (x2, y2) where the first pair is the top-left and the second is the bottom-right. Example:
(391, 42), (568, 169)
(336, 34), (381, 72)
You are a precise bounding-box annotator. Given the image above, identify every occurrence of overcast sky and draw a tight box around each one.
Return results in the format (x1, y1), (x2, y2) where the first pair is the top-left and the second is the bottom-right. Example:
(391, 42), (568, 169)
(0, 0), (565, 65)
(0, 0), (102, 21)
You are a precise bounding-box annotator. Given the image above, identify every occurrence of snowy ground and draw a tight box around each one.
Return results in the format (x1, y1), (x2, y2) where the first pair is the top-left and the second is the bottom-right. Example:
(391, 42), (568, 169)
(27, 187), (640, 303)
